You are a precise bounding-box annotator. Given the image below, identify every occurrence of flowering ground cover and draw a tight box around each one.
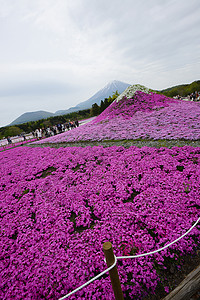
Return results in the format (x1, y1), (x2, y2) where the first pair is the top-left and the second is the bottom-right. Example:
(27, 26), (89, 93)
(114, 83), (151, 102)
(0, 145), (199, 299)
(33, 92), (200, 144)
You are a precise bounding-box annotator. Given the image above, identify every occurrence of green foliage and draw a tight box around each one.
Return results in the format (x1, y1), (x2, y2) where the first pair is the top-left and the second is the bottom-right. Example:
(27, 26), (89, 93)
(0, 109), (91, 139)
(108, 90), (120, 103)
(90, 90), (120, 116)
(91, 103), (100, 116)
(160, 80), (200, 97)
(3, 126), (23, 138)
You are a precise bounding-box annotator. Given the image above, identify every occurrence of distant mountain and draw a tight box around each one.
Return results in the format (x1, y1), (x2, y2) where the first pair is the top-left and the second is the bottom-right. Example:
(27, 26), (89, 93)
(54, 80), (130, 115)
(10, 111), (54, 126)
(160, 80), (200, 97)
(9, 80), (130, 125)
(54, 106), (80, 116)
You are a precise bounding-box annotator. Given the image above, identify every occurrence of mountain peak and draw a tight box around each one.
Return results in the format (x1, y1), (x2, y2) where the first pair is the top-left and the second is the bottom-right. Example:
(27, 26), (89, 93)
(106, 79), (130, 87)
(9, 81), (131, 125)
(72, 80), (131, 111)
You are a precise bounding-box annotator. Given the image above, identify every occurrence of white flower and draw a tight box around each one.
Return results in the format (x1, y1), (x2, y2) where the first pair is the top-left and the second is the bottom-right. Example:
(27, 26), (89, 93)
(115, 84), (151, 102)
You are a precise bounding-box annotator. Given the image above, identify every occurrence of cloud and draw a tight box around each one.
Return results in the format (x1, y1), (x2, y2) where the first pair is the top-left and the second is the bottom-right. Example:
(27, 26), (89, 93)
(0, 80), (75, 97)
(0, 0), (200, 127)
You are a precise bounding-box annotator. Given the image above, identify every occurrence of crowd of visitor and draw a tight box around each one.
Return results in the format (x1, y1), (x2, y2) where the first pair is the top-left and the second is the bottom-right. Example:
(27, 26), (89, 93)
(174, 91), (200, 101)
(0, 120), (80, 148)
(33, 120), (79, 140)
(2, 90), (199, 146)
(189, 91), (200, 101)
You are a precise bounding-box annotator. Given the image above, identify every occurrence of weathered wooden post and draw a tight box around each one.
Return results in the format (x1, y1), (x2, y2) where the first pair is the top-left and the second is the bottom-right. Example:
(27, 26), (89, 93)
(103, 242), (124, 300)
(162, 264), (200, 300)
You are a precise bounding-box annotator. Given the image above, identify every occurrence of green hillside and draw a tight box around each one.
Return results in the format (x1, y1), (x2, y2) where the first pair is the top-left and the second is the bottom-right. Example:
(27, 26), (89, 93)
(160, 80), (200, 97)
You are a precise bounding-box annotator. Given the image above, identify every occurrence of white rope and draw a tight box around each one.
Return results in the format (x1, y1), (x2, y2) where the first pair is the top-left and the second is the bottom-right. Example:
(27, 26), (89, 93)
(59, 217), (199, 299)
(117, 216), (200, 260)
(59, 255), (117, 299)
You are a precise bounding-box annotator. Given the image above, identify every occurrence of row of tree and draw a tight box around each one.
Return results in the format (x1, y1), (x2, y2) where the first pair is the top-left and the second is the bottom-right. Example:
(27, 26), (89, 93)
(160, 80), (200, 98)
(90, 91), (119, 116)
(0, 91), (119, 139)
(0, 109), (91, 139)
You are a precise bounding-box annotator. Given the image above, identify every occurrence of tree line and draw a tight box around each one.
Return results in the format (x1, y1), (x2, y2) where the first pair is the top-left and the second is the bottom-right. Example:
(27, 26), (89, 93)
(90, 91), (119, 116)
(160, 80), (200, 98)
(0, 91), (119, 139)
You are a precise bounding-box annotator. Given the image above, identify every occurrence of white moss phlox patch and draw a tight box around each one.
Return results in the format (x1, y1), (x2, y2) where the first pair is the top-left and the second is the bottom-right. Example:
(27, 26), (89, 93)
(115, 84), (150, 102)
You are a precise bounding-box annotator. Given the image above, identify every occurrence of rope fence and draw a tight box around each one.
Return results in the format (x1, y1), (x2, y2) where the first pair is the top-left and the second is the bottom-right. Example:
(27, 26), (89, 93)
(59, 216), (200, 299)
(59, 256), (117, 300)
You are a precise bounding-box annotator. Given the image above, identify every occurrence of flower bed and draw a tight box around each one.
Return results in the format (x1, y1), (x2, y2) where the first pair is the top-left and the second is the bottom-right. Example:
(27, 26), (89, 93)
(33, 92), (200, 144)
(0, 145), (199, 299)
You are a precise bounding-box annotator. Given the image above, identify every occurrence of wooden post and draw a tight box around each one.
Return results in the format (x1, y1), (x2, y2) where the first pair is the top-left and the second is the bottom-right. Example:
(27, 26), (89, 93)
(162, 264), (200, 300)
(103, 242), (124, 300)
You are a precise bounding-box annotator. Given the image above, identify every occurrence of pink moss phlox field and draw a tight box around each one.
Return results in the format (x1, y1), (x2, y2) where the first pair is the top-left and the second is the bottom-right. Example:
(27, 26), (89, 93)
(33, 92), (200, 144)
(0, 145), (199, 299)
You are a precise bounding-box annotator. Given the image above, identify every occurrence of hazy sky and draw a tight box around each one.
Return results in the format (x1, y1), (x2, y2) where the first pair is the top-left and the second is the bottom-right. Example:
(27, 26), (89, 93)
(0, 0), (200, 127)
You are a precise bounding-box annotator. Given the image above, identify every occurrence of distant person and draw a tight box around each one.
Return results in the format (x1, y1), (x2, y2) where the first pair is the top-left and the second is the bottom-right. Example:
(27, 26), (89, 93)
(69, 121), (73, 130)
(66, 123), (70, 131)
(35, 129), (42, 140)
(50, 127), (54, 136)
(195, 91), (198, 101)
(57, 124), (62, 133)
(21, 133), (26, 141)
(75, 119), (79, 127)
(53, 126), (57, 135)
(7, 136), (12, 144)
(46, 127), (51, 137)
(35, 129), (39, 139)
(38, 129), (42, 140)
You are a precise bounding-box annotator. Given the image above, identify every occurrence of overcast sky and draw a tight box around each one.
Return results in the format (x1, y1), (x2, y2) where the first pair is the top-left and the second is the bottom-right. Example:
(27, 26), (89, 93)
(0, 0), (200, 127)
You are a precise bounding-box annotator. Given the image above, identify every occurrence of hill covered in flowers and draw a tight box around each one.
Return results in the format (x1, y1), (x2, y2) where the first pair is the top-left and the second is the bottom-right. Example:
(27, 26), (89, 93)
(0, 90), (200, 300)
(33, 91), (200, 144)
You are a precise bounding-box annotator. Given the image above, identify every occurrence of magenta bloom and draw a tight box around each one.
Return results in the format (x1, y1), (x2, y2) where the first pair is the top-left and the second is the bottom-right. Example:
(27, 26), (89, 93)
(33, 92), (200, 144)
(0, 145), (199, 299)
